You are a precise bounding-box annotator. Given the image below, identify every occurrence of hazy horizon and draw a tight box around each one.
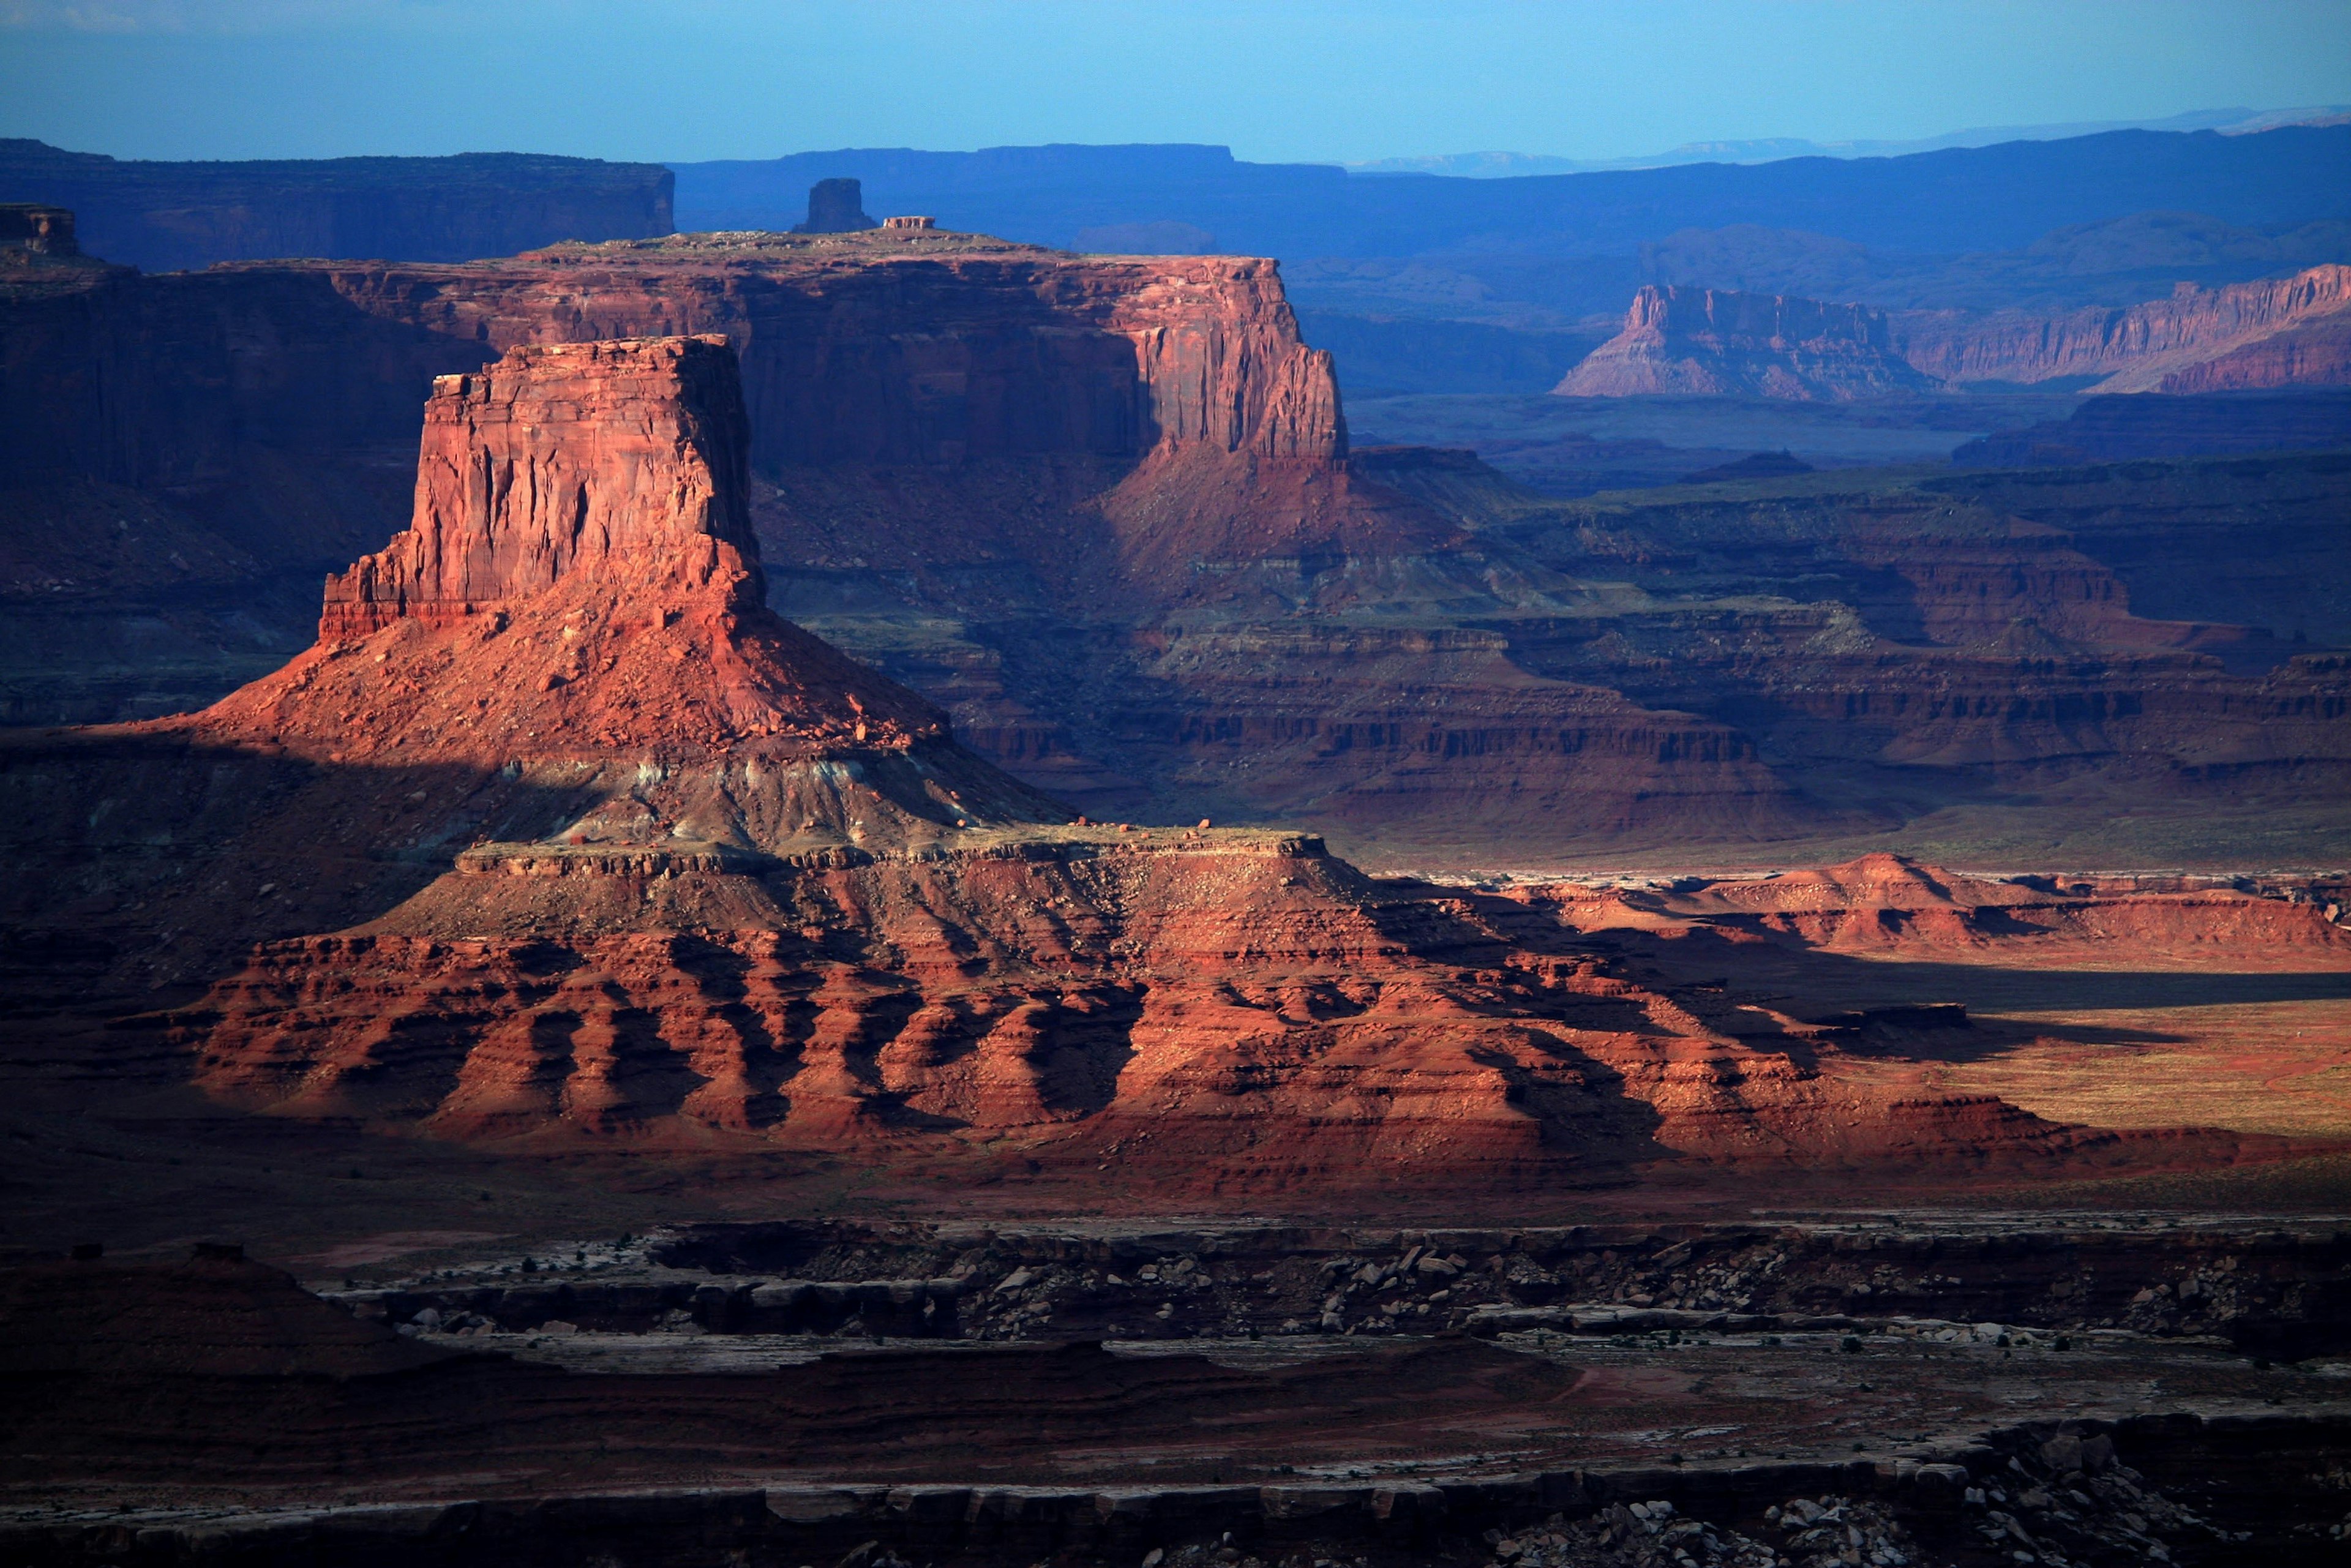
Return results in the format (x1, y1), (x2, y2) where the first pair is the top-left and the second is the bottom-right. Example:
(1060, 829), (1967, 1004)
(4, 0), (2349, 167)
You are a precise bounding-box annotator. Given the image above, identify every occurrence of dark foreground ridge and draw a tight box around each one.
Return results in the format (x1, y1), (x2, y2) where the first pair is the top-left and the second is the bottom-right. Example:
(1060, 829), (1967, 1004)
(3, 1220), (2347, 1566)
(9, 1413), (2348, 1568)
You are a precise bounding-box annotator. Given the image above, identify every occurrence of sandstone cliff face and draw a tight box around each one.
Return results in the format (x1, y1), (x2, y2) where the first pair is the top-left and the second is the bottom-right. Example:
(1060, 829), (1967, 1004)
(1554, 285), (1942, 400)
(201, 335), (947, 776)
(320, 337), (762, 636)
(1895, 264), (2351, 391)
(2153, 308), (2351, 392)
(2, 230), (1353, 587)
(277, 233), (1344, 475)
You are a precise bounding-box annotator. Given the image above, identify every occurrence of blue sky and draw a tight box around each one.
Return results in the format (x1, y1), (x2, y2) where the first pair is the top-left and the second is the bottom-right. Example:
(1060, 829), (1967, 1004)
(5, 0), (2349, 165)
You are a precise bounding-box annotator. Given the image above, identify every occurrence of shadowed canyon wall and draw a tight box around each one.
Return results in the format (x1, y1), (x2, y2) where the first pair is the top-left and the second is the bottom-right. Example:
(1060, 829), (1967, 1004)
(2, 329), (2216, 1184)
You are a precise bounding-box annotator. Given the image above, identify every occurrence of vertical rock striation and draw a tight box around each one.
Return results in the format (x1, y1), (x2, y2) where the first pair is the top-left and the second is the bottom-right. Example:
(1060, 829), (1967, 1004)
(320, 336), (762, 636)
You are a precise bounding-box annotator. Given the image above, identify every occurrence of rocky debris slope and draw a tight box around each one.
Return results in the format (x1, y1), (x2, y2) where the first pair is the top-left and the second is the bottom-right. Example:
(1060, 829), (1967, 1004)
(1554, 286), (1942, 401)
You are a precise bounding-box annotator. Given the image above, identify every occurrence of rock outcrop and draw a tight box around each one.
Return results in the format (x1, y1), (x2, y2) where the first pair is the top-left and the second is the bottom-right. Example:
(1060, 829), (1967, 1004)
(1553, 285), (1943, 400)
(793, 177), (877, 234)
(2154, 304), (2351, 392)
(318, 337), (765, 637)
(201, 334), (954, 776)
(1895, 264), (2351, 391)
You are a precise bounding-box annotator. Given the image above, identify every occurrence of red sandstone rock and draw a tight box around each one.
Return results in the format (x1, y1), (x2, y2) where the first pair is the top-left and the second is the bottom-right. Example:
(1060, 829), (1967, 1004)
(1554, 285), (1942, 400)
(320, 336), (762, 636)
(23, 230), (2336, 857)
(203, 335), (943, 769)
(1895, 264), (2351, 391)
(1518, 853), (2351, 972)
(2154, 306), (2351, 392)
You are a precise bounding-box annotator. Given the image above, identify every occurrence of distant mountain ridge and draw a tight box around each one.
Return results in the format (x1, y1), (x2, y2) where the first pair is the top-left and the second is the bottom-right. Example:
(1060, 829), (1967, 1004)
(670, 127), (2351, 261)
(1345, 106), (2351, 177)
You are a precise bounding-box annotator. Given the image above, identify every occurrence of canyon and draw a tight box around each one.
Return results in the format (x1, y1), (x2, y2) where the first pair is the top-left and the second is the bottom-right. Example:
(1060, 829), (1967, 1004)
(1, 318), (2345, 1568)
(6, 224), (2347, 865)
(0, 162), (2345, 1566)
(22, 328), (2303, 1187)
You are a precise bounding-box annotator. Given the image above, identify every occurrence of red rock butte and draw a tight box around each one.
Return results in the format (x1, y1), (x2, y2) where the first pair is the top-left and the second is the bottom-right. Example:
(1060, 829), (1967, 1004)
(321, 336), (763, 636)
(200, 333), (947, 767)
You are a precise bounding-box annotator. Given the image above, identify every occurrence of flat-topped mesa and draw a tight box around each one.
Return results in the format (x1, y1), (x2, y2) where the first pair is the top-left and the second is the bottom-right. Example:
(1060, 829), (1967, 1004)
(1556, 283), (1941, 401)
(320, 335), (762, 638)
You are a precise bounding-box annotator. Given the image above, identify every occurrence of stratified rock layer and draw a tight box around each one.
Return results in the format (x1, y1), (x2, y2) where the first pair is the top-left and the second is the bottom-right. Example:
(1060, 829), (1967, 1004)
(204, 336), (944, 769)
(320, 336), (762, 636)
(6, 230), (2345, 861)
(1895, 263), (2351, 391)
